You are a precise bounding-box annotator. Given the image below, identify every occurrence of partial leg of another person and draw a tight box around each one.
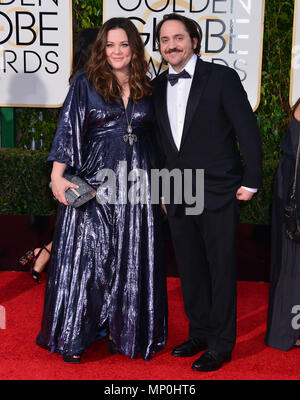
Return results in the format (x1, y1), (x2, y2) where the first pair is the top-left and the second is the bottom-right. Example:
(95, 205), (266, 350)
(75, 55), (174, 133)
(31, 242), (53, 283)
(19, 241), (52, 284)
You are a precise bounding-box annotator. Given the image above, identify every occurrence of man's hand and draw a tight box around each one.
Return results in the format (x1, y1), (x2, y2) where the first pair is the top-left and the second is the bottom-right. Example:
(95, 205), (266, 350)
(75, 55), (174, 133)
(236, 186), (254, 201)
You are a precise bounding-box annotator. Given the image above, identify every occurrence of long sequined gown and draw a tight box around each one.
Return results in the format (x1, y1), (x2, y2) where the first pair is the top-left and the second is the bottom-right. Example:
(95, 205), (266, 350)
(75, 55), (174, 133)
(36, 73), (168, 360)
(265, 117), (300, 350)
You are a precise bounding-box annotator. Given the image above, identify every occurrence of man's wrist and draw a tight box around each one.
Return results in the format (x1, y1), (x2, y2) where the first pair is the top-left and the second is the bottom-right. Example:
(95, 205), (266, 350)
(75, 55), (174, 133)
(241, 186), (257, 193)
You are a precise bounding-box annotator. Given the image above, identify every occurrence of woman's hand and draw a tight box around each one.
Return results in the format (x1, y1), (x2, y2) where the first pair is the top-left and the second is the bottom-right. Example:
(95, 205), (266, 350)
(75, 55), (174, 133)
(51, 161), (78, 206)
(51, 175), (79, 206)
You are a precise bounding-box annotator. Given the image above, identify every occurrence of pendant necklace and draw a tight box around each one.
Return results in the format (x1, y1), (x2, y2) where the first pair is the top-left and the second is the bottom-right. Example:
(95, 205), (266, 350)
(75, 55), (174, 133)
(123, 100), (137, 146)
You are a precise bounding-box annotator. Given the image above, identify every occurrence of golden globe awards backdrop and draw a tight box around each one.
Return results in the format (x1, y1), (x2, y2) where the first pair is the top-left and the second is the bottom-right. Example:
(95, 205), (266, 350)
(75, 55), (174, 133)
(0, 0), (72, 107)
(290, 0), (300, 107)
(103, 0), (265, 110)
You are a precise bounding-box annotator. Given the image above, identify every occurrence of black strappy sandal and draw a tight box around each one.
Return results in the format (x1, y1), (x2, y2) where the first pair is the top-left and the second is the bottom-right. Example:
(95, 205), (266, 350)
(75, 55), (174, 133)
(29, 246), (51, 284)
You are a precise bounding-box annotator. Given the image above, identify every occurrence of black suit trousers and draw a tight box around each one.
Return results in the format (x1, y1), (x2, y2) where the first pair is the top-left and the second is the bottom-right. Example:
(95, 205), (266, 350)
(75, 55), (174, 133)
(167, 198), (238, 353)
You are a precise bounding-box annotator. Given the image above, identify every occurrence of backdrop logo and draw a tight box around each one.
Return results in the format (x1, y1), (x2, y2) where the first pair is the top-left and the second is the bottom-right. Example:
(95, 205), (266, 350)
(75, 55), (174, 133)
(104, 0), (265, 110)
(0, 0), (72, 107)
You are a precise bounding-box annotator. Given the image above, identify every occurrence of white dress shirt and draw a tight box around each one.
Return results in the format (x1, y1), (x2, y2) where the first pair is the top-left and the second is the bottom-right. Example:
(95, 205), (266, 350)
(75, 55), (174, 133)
(166, 54), (257, 194)
(167, 54), (197, 150)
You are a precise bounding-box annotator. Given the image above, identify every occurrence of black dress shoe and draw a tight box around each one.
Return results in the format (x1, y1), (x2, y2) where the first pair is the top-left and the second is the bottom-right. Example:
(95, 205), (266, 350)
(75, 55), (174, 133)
(62, 353), (82, 364)
(192, 350), (231, 372)
(172, 338), (207, 357)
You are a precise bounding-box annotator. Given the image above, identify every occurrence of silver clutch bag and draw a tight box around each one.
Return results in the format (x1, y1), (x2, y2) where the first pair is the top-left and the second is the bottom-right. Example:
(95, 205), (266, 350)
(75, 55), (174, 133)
(49, 173), (96, 208)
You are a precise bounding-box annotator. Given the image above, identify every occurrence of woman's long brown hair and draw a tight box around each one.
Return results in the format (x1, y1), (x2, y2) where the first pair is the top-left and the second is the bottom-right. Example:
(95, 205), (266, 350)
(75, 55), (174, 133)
(87, 18), (152, 103)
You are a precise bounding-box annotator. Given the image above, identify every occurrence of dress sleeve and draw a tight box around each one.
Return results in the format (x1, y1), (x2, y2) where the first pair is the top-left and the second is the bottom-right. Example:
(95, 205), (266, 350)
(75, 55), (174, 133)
(47, 74), (89, 171)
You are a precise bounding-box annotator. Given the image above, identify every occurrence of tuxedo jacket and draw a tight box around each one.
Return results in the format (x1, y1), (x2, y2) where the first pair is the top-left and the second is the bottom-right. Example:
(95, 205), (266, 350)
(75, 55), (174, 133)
(152, 57), (263, 215)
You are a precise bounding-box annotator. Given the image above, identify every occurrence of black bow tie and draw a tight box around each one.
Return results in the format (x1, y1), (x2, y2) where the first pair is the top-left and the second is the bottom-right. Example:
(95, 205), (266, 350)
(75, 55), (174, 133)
(166, 69), (191, 86)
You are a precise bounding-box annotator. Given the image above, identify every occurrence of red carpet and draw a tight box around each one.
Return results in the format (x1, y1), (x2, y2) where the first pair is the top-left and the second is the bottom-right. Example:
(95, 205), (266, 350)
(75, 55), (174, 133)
(0, 272), (299, 380)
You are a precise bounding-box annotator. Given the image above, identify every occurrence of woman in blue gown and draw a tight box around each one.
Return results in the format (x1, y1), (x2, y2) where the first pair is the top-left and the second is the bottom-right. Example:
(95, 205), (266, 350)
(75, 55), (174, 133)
(36, 18), (168, 362)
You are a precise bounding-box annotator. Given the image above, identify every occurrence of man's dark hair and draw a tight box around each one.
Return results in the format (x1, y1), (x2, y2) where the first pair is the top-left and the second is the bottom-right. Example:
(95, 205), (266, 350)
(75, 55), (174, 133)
(155, 13), (202, 54)
(69, 28), (99, 84)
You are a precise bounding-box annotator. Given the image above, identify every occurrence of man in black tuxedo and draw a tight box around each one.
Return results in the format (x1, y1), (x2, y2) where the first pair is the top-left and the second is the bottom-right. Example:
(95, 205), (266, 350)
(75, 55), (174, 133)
(152, 14), (262, 371)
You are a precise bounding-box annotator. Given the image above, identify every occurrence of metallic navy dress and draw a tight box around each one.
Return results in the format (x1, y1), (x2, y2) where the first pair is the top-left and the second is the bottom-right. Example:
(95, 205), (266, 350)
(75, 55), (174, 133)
(36, 73), (168, 360)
